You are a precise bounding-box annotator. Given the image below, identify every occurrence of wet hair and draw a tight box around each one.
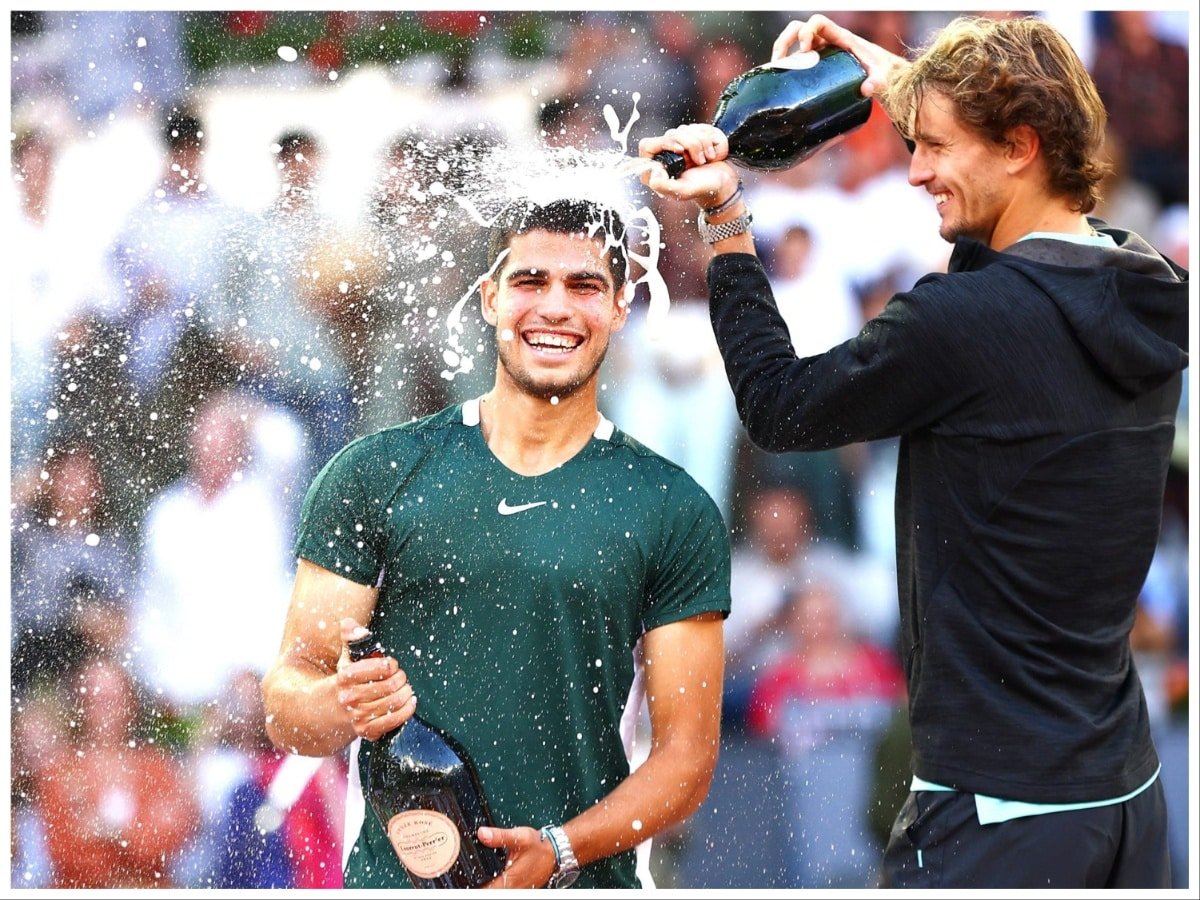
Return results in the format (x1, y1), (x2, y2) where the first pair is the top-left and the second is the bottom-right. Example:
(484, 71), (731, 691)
(880, 15), (1110, 213)
(163, 105), (204, 152)
(487, 199), (628, 289)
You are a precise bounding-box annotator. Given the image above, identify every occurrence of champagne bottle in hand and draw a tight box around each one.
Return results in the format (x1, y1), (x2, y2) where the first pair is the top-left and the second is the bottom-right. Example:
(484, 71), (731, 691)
(656, 46), (872, 176)
(348, 630), (506, 888)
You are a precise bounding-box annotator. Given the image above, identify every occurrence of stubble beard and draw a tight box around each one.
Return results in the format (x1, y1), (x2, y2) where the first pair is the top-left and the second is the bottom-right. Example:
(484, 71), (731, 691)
(495, 336), (610, 402)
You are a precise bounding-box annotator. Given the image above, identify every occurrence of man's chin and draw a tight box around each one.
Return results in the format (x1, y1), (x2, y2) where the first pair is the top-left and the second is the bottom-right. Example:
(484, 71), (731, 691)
(523, 378), (584, 402)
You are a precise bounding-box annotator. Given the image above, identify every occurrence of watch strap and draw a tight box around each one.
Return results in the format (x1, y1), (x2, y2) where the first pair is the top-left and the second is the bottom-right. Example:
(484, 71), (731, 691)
(698, 208), (753, 244)
(540, 824), (580, 888)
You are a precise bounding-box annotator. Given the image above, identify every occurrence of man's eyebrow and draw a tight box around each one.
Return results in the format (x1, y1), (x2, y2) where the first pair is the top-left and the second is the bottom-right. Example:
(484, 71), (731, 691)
(565, 270), (611, 284)
(505, 267), (546, 281)
(505, 267), (611, 285)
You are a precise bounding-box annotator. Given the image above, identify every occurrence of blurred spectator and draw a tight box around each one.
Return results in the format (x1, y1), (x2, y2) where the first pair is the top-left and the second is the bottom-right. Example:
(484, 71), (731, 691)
(10, 689), (70, 887)
(554, 11), (700, 141)
(767, 222), (861, 358)
(177, 669), (346, 887)
(356, 131), (494, 433)
(5, 10), (1189, 892)
(9, 124), (126, 482)
(1093, 127), (1162, 242)
(212, 127), (352, 475)
(11, 444), (139, 693)
(10, 127), (65, 473)
(606, 199), (741, 522)
(132, 390), (294, 717)
(1090, 10), (1189, 208)
(748, 582), (903, 887)
(35, 655), (199, 887)
(55, 104), (246, 527)
(694, 36), (753, 121)
(645, 12), (705, 129)
(106, 104), (243, 394)
(724, 485), (883, 722)
(538, 95), (604, 150)
(15, 11), (187, 124)
(748, 581), (903, 735)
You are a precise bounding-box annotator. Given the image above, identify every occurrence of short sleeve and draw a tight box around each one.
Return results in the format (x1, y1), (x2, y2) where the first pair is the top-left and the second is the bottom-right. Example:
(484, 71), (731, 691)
(293, 437), (389, 586)
(642, 471), (732, 631)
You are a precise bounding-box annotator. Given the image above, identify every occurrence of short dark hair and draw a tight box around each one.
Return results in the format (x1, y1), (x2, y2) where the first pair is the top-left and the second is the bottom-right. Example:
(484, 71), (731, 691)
(487, 199), (628, 288)
(163, 105), (203, 151)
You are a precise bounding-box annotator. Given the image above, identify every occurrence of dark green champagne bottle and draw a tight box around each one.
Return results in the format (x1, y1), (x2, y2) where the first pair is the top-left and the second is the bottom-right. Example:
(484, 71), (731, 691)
(655, 46), (871, 177)
(348, 631), (507, 889)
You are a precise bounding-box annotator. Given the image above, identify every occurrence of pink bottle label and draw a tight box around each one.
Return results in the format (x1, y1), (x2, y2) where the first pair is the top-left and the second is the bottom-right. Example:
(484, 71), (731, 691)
(387, 809), (461, 879)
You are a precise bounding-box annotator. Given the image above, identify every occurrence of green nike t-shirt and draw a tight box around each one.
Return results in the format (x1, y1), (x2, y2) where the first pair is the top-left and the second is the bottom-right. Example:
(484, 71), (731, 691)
(294, 399), (731, 888)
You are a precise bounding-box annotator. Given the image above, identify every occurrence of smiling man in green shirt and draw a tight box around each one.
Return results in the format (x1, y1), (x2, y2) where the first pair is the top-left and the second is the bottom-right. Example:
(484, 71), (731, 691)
(262, 198), (731, 889)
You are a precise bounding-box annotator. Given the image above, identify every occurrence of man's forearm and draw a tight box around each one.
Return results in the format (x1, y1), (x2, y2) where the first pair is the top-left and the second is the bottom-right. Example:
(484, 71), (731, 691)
(563, 733), (718, 868)
(262, 657), (357, 757)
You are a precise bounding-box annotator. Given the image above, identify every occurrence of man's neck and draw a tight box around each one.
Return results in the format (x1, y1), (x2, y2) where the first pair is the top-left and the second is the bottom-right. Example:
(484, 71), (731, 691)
(991, 194), (1092, 251)
(478, 384), (602, 477)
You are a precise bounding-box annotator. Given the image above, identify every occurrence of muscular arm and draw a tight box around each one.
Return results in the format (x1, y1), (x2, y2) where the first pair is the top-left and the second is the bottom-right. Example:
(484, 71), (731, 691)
(261, 558), (415, 757)
(480, 612), (725, 887)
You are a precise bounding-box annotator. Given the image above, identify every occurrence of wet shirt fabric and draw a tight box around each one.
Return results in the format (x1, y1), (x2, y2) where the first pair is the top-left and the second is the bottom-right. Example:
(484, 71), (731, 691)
(294, 400), (731, 888)
(707, 221), (1188, 805)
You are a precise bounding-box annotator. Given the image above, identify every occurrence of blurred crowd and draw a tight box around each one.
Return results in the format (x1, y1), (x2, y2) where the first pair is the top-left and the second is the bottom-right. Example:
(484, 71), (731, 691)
(8, 10), (1191, 890)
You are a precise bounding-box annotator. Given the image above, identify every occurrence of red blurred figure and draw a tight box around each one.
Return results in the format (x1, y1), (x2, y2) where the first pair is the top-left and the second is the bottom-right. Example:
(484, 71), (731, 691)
(36, 657), (199, 888)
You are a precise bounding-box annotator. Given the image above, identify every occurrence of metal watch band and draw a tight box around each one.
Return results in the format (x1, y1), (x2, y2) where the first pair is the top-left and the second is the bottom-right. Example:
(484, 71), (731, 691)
(541, 824), (580, 888)
(698, 208), (753, 244)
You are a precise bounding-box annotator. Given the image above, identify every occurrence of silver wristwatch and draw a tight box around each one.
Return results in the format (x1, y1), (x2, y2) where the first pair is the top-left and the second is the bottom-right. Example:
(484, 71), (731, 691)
(698, 208), (753, 244)
(541, 824), (580, 888)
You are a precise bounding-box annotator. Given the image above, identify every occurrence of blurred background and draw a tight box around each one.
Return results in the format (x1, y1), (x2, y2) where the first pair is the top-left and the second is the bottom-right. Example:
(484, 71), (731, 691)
(7, 9), (1191, 890)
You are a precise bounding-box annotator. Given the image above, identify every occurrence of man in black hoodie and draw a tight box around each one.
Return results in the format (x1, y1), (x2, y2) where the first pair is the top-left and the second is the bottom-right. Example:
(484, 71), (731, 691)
(640, 13), (1187, 889)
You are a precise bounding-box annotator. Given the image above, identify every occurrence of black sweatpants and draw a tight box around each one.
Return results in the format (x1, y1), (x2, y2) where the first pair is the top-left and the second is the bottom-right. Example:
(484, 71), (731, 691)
(879, 779), (1171, 888)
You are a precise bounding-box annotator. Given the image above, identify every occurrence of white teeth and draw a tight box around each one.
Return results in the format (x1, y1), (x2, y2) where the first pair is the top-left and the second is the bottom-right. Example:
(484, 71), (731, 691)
(526, 332), (580, 351)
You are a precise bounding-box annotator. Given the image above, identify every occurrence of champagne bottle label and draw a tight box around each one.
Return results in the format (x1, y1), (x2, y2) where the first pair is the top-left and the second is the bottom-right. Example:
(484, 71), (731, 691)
(762, 50), (820, 72)
(387, 809), (462, 879)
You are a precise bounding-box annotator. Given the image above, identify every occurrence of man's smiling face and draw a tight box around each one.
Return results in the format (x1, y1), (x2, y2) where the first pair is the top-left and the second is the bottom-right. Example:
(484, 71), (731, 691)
(482, 228), (628, 402)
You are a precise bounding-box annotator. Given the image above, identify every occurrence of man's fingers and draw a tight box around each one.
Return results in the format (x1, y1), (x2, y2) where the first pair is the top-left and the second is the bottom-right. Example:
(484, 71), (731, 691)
(772, 20), (806, 60)
(356, 692), (417, 739)
(336, 654), (399, 691)
(774, 14), (843, 60)
(476, 826), (509, 848)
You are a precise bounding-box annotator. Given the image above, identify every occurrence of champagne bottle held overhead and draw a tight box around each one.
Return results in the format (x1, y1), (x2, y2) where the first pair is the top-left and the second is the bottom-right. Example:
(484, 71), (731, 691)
(348, 630), (507, 889)
(655, 47), (872, 177)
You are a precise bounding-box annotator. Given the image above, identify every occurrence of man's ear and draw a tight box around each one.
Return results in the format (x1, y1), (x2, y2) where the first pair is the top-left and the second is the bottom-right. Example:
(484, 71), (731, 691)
(611, 283), (631, 333)
(480, 277), (498, 327)
(1004, 123), (1040, 175)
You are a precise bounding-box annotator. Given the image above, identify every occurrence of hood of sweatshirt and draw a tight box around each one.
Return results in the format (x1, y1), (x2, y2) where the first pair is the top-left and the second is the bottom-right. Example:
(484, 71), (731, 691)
(946, 220), (1189, 395)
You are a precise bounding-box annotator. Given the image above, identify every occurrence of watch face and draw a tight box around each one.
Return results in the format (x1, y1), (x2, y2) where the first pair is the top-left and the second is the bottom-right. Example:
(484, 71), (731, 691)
(550, 867), (580, 889)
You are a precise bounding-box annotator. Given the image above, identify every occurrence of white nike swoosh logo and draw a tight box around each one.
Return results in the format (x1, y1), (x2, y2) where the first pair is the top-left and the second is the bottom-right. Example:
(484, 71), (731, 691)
(497, 499), (548, 516)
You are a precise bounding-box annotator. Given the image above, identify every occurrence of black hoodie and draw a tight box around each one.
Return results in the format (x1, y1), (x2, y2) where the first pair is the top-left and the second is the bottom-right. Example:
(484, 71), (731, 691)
(707, 221), (1188, 802)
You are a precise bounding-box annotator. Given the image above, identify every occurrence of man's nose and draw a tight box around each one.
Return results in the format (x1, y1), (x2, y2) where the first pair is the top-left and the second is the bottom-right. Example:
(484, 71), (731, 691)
(907, 148), (932, 187)
(537, 282), (571, 320)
